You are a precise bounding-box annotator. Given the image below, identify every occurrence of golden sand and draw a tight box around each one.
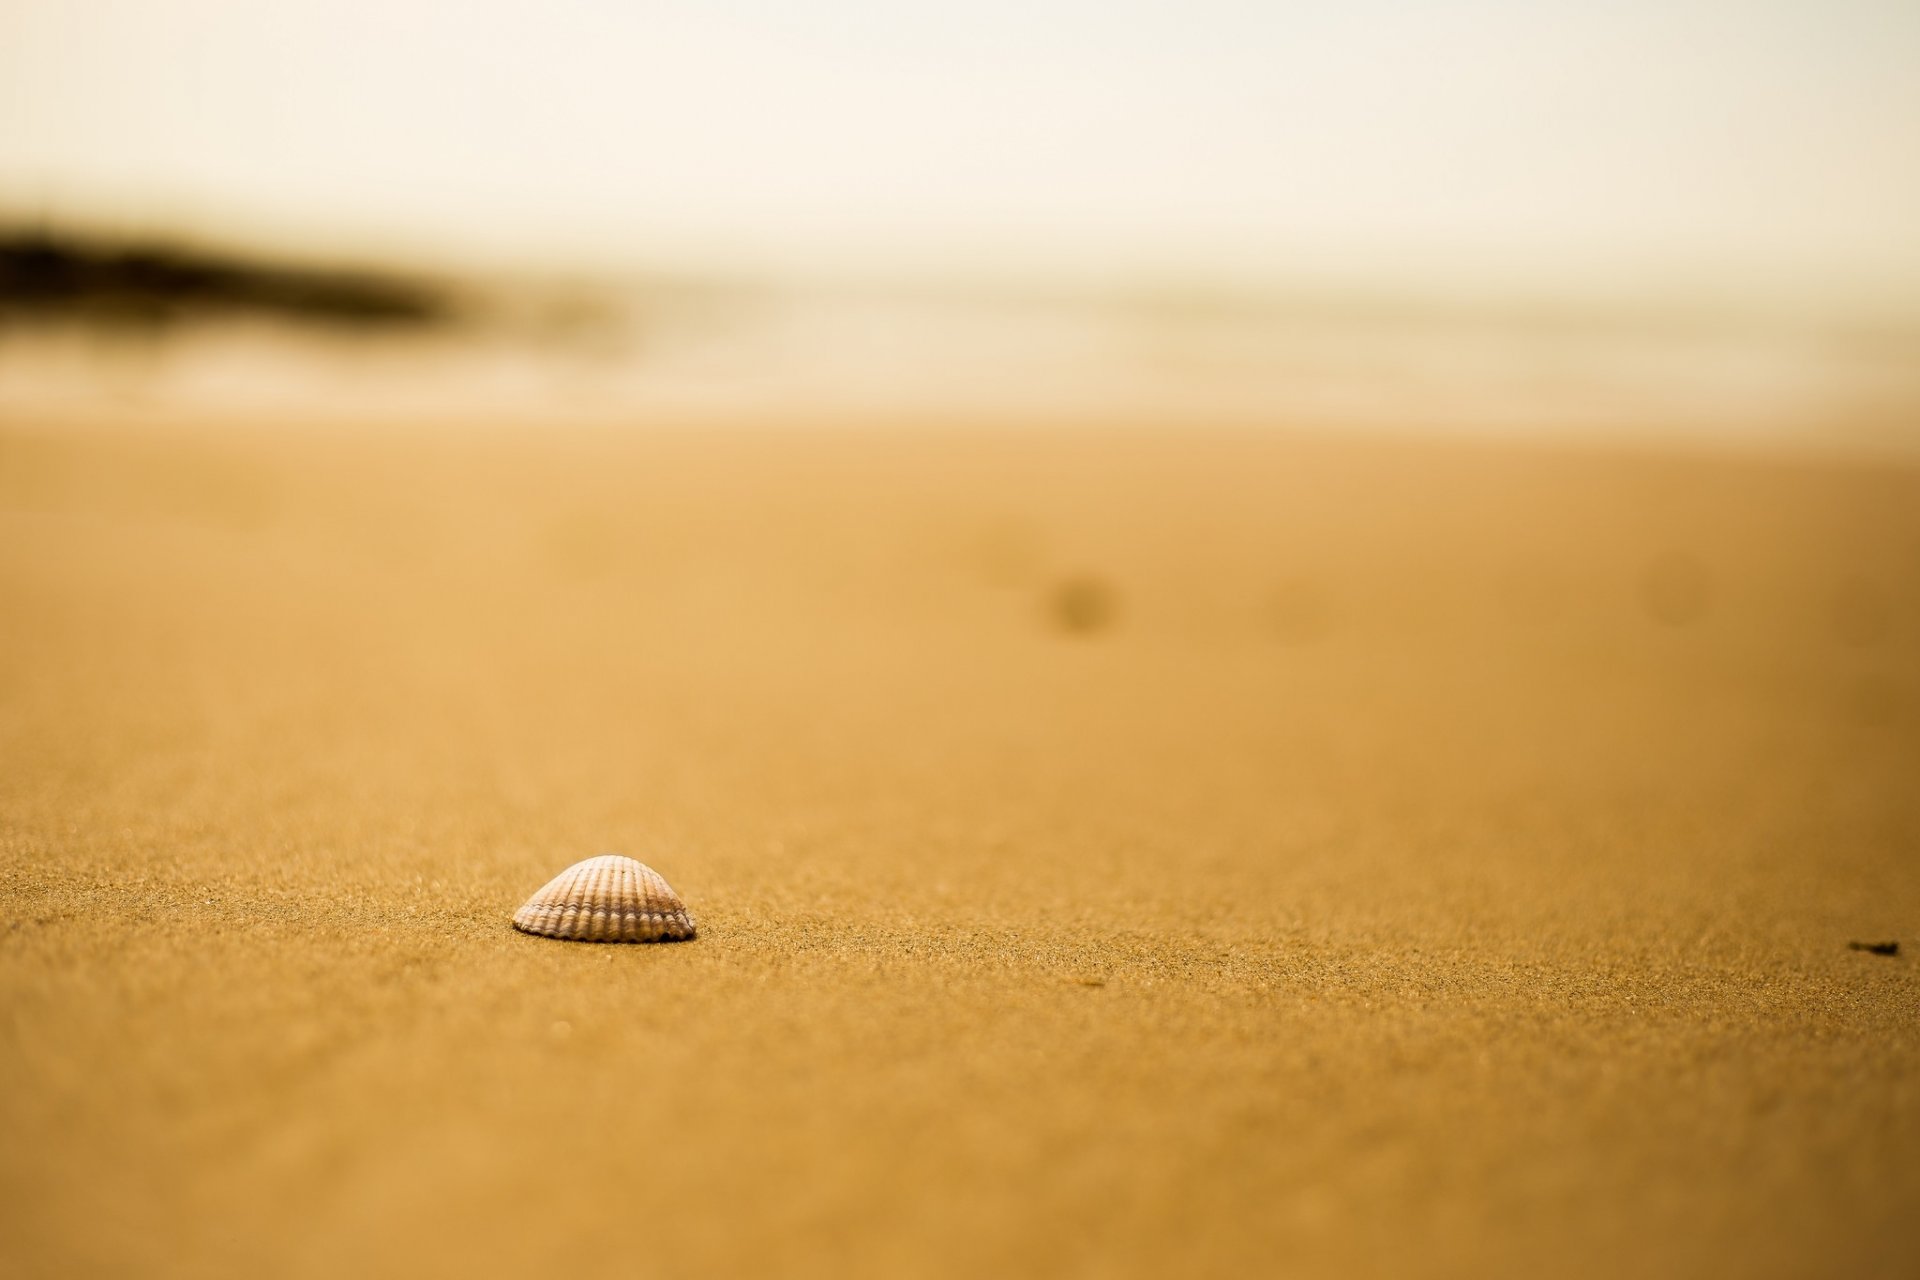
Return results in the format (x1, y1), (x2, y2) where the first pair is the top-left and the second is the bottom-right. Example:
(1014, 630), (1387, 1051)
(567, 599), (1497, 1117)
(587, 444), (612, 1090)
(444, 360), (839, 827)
(2, 418), (1916, 1277)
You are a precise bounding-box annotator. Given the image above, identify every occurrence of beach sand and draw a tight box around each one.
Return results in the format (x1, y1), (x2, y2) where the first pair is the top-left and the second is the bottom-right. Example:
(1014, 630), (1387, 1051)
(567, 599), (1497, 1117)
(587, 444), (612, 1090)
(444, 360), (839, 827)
(2, 416), (1917, 1277)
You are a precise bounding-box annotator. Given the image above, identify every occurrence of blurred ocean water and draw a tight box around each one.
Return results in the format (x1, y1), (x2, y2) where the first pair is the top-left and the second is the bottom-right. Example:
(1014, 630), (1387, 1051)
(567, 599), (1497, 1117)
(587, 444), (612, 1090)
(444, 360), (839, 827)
(4, 279), (1916, 454)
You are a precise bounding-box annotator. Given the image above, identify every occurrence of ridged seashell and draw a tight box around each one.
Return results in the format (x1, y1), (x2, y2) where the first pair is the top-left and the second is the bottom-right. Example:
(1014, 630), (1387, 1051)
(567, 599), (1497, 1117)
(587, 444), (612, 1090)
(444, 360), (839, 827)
(512, 855), (696, 943)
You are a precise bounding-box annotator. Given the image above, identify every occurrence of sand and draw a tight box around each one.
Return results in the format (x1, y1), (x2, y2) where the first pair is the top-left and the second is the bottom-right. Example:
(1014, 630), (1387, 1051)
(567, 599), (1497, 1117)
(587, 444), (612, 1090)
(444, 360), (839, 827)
(2, 416), (1917, 1277)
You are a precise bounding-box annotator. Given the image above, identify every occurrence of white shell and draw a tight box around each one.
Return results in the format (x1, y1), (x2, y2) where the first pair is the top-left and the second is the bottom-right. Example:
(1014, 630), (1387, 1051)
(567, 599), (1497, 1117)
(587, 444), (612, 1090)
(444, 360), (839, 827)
(511, 855), (696, 943)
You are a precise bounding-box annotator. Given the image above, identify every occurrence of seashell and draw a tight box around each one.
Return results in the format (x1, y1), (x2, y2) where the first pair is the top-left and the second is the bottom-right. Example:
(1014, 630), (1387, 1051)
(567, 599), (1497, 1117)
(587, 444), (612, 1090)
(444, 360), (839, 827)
(512, 855), (696, 943)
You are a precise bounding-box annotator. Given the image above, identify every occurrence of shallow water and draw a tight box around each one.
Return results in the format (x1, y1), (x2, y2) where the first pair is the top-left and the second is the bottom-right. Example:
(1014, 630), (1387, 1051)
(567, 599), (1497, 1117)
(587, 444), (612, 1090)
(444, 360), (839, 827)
(6, 283), (1917, 455)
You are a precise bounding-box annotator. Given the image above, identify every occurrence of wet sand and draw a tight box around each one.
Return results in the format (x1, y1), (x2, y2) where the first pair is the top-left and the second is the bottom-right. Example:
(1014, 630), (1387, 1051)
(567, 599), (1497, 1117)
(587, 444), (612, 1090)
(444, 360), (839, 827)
(2, 417), (1917, 1277)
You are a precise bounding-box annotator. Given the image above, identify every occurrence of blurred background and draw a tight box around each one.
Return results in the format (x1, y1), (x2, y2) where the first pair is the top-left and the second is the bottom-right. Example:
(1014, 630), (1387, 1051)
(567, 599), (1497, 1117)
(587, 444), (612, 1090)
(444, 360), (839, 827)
(5, 0), (1919, 449)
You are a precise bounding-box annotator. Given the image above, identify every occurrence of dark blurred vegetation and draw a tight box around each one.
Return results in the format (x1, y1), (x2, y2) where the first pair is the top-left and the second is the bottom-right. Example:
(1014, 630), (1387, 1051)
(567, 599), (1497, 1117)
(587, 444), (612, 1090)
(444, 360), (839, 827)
(0, 226), (457, 330)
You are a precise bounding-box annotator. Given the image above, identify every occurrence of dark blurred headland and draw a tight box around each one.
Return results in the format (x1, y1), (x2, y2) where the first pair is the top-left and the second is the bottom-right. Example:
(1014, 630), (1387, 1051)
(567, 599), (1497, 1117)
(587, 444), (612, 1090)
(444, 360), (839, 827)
(0, 225), (458, 331)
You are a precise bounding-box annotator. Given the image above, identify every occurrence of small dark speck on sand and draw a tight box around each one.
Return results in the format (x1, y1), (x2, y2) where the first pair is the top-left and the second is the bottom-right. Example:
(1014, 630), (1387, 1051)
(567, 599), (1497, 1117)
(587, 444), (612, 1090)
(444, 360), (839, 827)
(1049, 576), (1117, 635)
(1068, 977), (1108, 987)
(1848, 940), (1900, 956)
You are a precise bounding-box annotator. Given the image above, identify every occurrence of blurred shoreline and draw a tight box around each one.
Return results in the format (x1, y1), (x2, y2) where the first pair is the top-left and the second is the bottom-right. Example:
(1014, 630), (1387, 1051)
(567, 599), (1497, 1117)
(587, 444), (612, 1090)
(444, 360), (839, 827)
(4, 226), (1917, 458)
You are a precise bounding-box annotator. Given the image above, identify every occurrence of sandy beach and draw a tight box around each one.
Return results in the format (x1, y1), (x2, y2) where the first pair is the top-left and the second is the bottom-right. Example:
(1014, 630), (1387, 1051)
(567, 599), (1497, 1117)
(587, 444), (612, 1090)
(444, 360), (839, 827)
(2, 415), (1916, 1277)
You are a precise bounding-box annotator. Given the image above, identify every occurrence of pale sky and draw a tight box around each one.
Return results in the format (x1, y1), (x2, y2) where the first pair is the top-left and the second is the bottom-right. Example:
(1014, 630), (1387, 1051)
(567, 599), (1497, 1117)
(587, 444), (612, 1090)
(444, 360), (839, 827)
(3, 1), (1919, 305)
